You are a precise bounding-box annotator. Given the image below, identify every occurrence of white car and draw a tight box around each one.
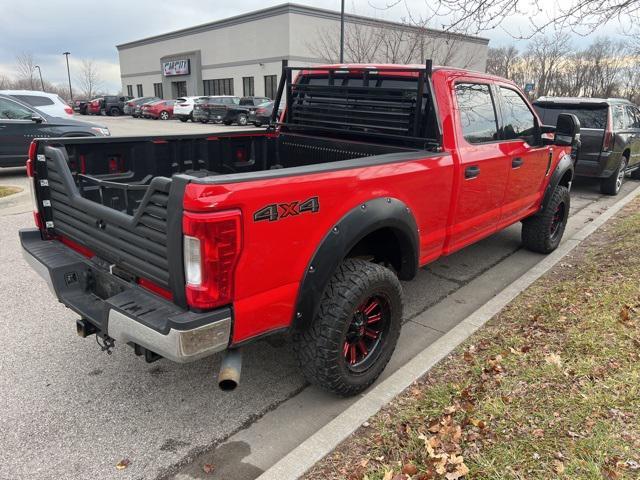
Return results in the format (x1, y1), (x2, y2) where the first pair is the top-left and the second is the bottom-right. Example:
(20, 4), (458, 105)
(173, 96), (208, 122)
(0, 90), (74, 118)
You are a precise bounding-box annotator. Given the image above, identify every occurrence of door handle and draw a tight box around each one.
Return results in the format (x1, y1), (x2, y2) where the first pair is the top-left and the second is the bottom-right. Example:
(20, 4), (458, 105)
(465, 165), (480, 179)
(512, 157), (524, 168)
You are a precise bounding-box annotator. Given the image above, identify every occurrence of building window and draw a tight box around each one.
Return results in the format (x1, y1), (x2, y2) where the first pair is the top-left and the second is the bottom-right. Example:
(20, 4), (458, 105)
(243, 77), (254, 97)
(203, 78), (234, 96)
(154, 83), (163, 98)
(264, 75), (277, 100)
(136, 84), (143, 97)
(127, 85), (133, 97)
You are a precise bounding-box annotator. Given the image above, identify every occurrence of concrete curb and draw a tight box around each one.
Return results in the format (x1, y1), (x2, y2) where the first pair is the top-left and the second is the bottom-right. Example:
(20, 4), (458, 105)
(256, 184), (640, 480)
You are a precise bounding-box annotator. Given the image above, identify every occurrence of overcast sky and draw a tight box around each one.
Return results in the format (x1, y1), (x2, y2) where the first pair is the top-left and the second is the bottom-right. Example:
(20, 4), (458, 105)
(0, 0), (627, 93)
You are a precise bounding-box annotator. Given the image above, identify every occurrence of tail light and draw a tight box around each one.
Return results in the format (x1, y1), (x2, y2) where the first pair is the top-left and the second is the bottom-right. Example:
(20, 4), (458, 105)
(27, 141), (43, 230)
(256, 108), (266, 115)
(183, 210), (242, 310)
(603, 107), (614, 151)
(64, 106), (73, 115)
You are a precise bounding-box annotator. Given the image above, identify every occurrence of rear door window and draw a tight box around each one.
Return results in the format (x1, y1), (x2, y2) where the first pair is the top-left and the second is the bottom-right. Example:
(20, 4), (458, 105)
(12, 95), (54, 107)
(455, 83), (499, 143)
(498, 87), (536, 141)
(612, 105), (626, 130)
(534, 105), (607, 129)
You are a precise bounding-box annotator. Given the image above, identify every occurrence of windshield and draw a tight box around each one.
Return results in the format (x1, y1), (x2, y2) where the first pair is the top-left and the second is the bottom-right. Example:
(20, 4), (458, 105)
(534, 104), (608, 129)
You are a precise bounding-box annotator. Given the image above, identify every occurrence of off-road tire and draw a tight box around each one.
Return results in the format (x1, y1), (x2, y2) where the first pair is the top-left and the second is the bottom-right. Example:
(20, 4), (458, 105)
(601, 156), (627, 195)
(292, 259), (403, 397)
(522, 185), (570, 254)
(109, 107), (120, 116)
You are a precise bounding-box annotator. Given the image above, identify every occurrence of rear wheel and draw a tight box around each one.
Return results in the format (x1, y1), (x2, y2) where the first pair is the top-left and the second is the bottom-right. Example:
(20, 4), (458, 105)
(159, 111), (170, 120)
(601, 157), (627, 195)
(109, 107), (120, 116)
(179, 117), (188, 122)
(200, 119), (208, 124)
(522, 185), (570, 254)
(237, 114), (248, 126)
(292, 259), (403, 397)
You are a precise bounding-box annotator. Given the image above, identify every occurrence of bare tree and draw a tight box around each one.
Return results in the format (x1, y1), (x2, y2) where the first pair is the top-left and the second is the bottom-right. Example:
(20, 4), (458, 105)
(15, 52), (36, 90)
(76, 59), (102, 100)
(382, 0), (640, 38)
(486, 46), (519, 78)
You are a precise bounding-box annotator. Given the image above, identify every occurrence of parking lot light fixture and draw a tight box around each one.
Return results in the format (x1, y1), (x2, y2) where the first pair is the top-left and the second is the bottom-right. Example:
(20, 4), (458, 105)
(63, 52), (73, 101)
(34, 65), (44, 91)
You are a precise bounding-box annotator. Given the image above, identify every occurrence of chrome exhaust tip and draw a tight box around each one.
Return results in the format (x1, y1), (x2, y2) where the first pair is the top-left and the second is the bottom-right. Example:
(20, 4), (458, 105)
(218, 349), (242, 391)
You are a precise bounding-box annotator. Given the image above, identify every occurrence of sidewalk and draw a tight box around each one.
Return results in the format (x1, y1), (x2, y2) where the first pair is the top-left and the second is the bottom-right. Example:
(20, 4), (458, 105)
(303, 198), (640, 480)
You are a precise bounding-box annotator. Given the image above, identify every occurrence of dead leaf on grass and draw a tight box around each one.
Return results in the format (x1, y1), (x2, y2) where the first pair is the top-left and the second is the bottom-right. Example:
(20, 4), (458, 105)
(553, 460), (565, 474)
(203, 463), (215, 474)
(545, 353), (563, 367)
(382, 469), (394, 480)
(402, 463), (418, 475)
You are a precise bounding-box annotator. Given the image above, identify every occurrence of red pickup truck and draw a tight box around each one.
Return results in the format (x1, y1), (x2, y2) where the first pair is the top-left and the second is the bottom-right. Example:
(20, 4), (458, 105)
(21, 62), (579, 396)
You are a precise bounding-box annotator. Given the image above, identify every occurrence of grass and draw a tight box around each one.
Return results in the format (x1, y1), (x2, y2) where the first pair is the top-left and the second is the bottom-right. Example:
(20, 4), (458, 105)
(0, 186), (22, 198)
(305, 199), (640, 480)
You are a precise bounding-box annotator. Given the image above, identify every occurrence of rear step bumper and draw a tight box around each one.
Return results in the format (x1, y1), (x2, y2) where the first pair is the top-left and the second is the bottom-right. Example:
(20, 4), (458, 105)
(20, 228), (231, 363)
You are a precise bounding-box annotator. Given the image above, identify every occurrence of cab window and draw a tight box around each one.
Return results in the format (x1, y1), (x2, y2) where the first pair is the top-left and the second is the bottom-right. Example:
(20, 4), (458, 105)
(499, 87), (536, 142)
(0, 98), (33, 120)
(455, 83), (499, 143)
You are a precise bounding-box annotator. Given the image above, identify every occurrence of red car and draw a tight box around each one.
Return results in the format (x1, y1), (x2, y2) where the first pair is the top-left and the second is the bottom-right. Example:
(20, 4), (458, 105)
(21, 63), (579, 397)
(141, 100), (175, 120)
(86, 98), (102, 115)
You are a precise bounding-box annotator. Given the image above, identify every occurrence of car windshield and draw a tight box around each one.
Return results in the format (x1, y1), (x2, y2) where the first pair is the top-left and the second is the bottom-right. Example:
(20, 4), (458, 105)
(534, 104), (608, 129)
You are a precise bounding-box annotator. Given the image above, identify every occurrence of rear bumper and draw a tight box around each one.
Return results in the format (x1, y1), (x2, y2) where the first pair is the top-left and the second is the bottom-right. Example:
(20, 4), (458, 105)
(575, 150), (620, 178)
(20, 228), (231, 363)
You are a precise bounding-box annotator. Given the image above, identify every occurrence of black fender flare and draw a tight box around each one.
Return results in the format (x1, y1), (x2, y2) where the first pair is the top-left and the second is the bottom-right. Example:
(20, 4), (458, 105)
(540, 152), (574, 213)
(292, 197), (419, 330)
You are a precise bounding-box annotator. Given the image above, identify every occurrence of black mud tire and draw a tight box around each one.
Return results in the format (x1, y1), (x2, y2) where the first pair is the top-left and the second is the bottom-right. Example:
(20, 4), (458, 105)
(631, 167), (640, 180)
(522, 185), (570, 254)
(109, 107), (120, 116)
(600, 156), (627, 196)
(179, 117), (188, 123)
(292, 259), (403, 397)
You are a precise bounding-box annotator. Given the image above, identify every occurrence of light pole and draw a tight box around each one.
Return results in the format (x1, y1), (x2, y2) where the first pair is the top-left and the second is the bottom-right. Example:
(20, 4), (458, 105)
(34, 65), (44, 91)
(62, 52), (73, 101)
(339, 0), (345, 63)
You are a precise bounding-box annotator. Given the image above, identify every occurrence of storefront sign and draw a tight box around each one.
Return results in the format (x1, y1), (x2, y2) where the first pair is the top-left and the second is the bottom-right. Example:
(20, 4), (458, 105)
(163, 60), (190, 76)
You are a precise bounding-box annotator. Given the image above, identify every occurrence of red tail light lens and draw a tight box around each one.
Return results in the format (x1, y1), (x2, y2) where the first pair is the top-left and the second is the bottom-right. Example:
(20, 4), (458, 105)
(27, 141), (43, 229)
(183, 210), (242, 310)
(64, 106), (73, 115)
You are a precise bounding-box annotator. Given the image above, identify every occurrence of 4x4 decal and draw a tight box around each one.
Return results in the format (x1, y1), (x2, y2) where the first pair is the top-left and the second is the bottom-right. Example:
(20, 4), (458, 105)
(253, 196), (320, 222)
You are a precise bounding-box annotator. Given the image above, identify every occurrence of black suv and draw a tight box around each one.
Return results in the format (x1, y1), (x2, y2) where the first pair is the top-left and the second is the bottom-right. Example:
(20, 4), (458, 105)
(0, 94), (110, 167)
(192, 96), (270, 125)
(101, 95), (133, 116)
(534, 97), (640, 195)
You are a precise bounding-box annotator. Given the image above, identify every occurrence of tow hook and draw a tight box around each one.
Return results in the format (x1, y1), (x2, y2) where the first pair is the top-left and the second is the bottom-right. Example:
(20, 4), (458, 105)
(218, 349), (242, 391)
(96, 334), (115, 355)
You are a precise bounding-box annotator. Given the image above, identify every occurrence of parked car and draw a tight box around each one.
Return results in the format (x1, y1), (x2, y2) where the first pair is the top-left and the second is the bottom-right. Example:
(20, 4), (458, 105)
(534, 97), (640, 195)
(73, 99), (89, 114)
(124, 96), (158, 116)
(141, 99), (175, 120)
(101, 95), (134, 116)
(174, 96), (208, 122)
(21, 64), (579, 397)
(0, 90), (74, 118)
(132, 97), (160, 118)
(248, 100), (279, 126)
(86, 98), (103, 115)
(0, 93), (109, 168)
(192, 96), (242, 124)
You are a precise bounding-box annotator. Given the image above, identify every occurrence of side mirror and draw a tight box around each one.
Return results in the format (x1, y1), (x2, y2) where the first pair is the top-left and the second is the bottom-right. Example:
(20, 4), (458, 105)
(554, 113), (580, 146)
(31, 114), (44, 123)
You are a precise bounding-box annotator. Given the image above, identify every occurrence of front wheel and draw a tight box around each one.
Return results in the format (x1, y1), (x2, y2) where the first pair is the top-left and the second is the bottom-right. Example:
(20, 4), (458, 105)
(522, 185), (570, 254)
(237, 114), (248, 126)
(109, 107), (120, 116)
(159, 111), (170, 120)
(292, 259), (403, 397)
(179, 117), (188, 123)
(601, 157), (627, 195)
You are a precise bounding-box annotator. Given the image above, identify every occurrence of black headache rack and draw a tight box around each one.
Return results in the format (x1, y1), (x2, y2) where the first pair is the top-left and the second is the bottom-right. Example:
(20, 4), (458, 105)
(270, 60), (443, 150)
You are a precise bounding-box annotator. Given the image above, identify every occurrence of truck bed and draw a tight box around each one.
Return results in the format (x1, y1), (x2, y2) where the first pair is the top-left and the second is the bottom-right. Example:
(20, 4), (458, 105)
(34, 131), (421, 306)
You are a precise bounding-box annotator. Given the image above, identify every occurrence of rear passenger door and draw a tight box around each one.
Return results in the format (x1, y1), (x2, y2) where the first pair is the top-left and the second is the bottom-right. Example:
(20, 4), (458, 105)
(496, 86), (550, 226)
(450, 82), (511, 251)
(624, 105), (640, 168)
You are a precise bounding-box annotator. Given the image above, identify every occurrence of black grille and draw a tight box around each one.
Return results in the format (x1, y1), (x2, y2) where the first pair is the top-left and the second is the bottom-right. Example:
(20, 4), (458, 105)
(45, 156), (172, 289)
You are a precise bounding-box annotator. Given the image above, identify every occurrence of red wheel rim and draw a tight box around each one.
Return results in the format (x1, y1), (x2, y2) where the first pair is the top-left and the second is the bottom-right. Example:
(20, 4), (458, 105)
(550, 202), (565, 239)
(343, 295), (390, 372)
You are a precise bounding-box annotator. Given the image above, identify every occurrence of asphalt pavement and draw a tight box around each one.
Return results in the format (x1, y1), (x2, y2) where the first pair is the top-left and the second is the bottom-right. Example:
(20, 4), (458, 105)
(0, 117), (636, 479)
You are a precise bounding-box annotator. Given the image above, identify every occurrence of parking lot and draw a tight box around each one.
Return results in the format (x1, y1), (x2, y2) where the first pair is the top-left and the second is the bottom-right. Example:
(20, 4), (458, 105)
(1, 115), (637, 479)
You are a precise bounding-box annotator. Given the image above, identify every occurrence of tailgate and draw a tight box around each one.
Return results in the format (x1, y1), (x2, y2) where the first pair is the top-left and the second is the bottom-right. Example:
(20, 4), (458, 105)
(34, 143), (188, 306)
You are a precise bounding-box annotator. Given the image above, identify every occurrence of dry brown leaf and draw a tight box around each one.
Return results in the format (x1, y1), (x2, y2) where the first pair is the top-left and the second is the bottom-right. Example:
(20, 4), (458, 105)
(545, 353), (563, 367)
(553, 460), (565, 474)
(402, 464), (418, 475)
(470, 418), (486, 429)
(115, 459), (130, 470)
(532, 428), (545, 438)
(203, 463), (215, 474)
(382, 469), (394, 480)
(445, 461), (470, 480)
